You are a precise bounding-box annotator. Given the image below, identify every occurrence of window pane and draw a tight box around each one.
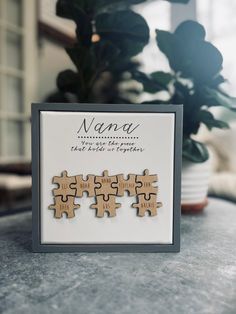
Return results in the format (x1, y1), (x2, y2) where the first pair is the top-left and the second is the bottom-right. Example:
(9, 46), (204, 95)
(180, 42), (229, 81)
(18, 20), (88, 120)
(6, 31), (23, 70)
(6, 120), (24, 156)
(4, 76), (23, 113)
(6, 0), (22, 26)
(197, 0), (236, 96)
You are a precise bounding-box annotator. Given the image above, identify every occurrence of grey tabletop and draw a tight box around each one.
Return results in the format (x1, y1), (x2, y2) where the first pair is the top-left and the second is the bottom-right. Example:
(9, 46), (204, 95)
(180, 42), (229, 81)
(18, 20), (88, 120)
(0, 198), (236, 314)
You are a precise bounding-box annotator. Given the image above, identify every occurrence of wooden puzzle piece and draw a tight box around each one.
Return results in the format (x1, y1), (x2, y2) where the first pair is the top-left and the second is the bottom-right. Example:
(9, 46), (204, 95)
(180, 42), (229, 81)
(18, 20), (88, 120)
(95, 170), (118, 201)
(52, 170), (76, 201)
(112, 174), (141, 196)
(132, 194), (162, 217)
(90, 195), (121, 218)
(72, 175), (100, 197)
(136, 169), (158, 199)
(49, 196), (80, 218)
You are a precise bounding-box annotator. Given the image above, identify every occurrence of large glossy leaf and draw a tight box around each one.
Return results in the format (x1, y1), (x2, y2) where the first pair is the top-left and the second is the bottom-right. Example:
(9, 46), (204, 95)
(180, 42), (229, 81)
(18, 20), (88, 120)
(156, 29), (190, 77)
(56, 0), (81, 19)
(156, 21), (223, 83)
(183, 138), (209, 163)
(57, 70), (79, 93)
(56, 0), (92, 45)
(151, 71), (173, 85)
(156, 30), (177, 64)
(134, 72), (160, 93)
(93, 40), (120, 68)
(134, 71), (170, 93)
(96, 10), (149, 57)
(108, 59), (140, 74)
(185, 42), (223, 82)
(56, 0), (84, 18)
(175, 20), (205, 41)
(198, 110), (229, 130)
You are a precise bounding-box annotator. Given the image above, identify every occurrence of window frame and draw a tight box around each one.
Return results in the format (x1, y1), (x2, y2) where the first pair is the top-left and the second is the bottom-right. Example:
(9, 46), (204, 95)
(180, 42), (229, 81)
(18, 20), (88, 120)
(0, 0), (38, 163)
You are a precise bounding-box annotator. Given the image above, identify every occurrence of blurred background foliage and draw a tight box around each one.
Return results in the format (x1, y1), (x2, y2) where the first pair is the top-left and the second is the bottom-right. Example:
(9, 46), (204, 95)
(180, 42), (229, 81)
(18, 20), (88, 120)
(55, 0), (189, 104)
(53, 0), (235, 163)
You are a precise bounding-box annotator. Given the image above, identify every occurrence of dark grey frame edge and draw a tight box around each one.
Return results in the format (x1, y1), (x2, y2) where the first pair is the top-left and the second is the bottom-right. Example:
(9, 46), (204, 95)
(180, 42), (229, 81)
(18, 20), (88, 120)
(31, 103), (183, 253)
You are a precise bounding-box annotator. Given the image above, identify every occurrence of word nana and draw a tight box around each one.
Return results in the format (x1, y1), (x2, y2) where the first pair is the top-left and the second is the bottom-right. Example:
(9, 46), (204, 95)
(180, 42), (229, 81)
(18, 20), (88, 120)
(49, 170), (162, 219)
(77, 117), (140, 135)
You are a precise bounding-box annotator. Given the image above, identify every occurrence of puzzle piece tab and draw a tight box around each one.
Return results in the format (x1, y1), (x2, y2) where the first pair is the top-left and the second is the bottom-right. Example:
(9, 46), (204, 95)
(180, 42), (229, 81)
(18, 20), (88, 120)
(52, 170), (76, 201)
(90, 195), (121, 218)
(95, 170), (117, 201)
(136, 169), (158, 199)
(49, 196), (80, 218)
(112, 174), (140, 196)
(72, 175), (100, 197)
(132, 194), (162, 217)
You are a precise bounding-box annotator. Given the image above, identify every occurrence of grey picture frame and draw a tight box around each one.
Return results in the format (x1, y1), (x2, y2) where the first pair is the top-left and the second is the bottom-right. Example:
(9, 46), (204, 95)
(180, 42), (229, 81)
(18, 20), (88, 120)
(32, 103), (183, 253)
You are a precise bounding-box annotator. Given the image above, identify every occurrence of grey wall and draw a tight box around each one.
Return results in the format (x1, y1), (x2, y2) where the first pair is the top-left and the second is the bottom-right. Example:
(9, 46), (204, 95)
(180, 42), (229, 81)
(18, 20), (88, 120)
(38, 38), (75, 101)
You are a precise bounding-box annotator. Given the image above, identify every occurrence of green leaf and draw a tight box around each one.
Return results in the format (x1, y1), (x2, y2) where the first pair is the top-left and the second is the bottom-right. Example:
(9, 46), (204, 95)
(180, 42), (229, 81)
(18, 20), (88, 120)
(175, 20), (206, 41)
(66, 45), (91, 70)
(183, 138), (209, 163)
(96, 10), (149, 57)
(151, 71), (173, 86)
(156, 22), (223, 83)
(93, 40), (120, 66)
(134, 71), (173, 93)
(56, 0), (92, 45)
(198, 110), (229, 130)
(204, 88), (236, 110)
(56, 0), (99, 13)
(210, 75), (226, 88)
(57, 70), (79, 93)
(108, 59), (140, 74)
(57, 0), (148, 16)
(56, 0), (81, 18)
(186, 42), (223, 82)
(173, 21), (222, 81)
(156, 30), (177, 65)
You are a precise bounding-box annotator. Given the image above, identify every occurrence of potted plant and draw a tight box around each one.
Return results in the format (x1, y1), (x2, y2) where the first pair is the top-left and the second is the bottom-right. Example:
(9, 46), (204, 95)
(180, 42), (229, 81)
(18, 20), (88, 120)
(135, 20), (236, 213)
(53, 1), (235, 213)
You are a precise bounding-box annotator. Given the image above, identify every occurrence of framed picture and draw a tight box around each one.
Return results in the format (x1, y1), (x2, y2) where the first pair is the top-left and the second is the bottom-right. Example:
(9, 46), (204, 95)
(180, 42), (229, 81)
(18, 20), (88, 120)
(32, 103), (183, 252)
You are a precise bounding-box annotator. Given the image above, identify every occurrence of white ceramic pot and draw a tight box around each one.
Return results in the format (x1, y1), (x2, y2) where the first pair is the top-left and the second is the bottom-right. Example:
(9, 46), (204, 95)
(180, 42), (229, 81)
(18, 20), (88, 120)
(181, 158), (211, 213)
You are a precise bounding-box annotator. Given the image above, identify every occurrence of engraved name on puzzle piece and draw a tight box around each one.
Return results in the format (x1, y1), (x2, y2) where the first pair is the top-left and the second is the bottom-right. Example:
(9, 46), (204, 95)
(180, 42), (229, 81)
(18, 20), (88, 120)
(112, 174), (141, 196)
(132, 194), (162, 217)
(95, 170), (117, 201)
(72, 175), (100, 197)
(136, 169), (158, 199)
(52, 170), (76, 201)
(90, 195), (121, 218)
(49, 196), (80, 218)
